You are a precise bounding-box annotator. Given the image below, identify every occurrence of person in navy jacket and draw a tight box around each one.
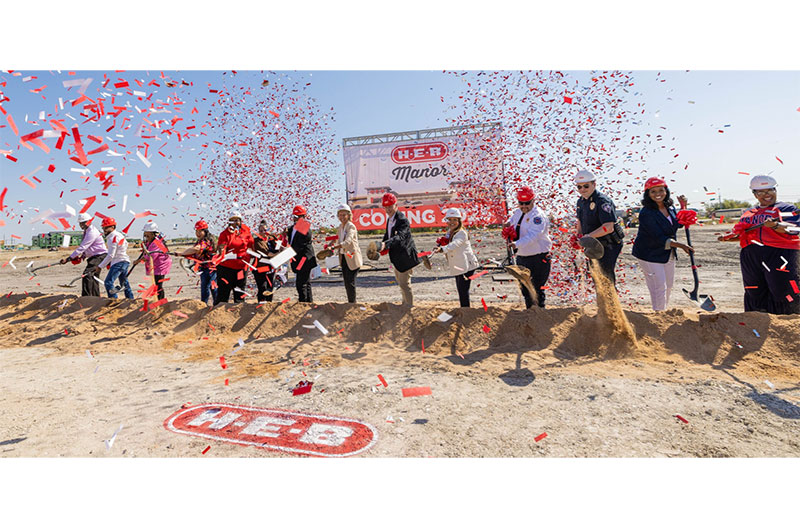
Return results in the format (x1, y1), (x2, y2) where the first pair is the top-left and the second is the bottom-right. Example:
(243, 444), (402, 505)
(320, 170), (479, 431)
(632, 177), (694, 311)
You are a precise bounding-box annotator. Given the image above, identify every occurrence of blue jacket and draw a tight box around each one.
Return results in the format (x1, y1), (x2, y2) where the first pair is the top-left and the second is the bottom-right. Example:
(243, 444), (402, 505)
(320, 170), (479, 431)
(632, 206), (679, 263)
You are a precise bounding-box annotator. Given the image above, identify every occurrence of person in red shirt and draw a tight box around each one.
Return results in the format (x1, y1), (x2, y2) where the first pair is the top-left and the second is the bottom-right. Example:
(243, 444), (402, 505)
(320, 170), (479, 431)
(214, 212), (254, 304)
(719, 175), (800, 314)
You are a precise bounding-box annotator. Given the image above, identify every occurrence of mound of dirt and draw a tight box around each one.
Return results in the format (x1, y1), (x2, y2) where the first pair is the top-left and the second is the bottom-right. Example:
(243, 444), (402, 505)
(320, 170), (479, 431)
(0, 293), (798, 383)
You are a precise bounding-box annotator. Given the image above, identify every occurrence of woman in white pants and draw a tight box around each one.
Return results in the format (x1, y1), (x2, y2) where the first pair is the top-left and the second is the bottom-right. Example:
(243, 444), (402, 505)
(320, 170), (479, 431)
(631, 177), (694, 311)
(432, 208), (479, 307)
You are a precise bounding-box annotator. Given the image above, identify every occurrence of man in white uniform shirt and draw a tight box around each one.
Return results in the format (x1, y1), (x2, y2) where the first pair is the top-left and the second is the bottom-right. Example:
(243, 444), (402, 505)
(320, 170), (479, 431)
(504, 186), (552, 308)
(95, 216), (134, 299)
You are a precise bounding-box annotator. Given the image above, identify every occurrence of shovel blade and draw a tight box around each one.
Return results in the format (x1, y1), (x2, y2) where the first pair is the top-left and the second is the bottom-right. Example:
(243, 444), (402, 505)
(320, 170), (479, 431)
(578, 236), (604, 260)
(698, 295), (716, 312)
(683, 288), (716, 311)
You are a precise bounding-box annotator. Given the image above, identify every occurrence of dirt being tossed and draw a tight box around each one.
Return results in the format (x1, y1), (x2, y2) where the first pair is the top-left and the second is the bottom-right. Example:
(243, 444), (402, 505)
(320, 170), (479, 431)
(589, 259), (638, 356)
(1, 293), (799, 385)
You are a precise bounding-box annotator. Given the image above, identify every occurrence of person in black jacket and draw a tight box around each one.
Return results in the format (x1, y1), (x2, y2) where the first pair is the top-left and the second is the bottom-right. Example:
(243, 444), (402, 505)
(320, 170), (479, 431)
(575, 169), (625, 284)
(253, 220), (281, 302)
(379, 192), (420, 305)
(631, 177), (693, 311)
(287, 205), (316, 303)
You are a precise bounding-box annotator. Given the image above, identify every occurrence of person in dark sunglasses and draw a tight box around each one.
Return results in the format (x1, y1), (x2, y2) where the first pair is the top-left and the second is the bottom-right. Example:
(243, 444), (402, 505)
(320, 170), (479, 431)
(574, 170), (625, 285)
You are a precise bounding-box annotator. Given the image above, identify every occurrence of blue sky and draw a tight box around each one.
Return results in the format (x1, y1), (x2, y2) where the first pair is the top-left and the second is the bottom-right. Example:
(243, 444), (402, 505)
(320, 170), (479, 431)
(2, 69), (800, 243)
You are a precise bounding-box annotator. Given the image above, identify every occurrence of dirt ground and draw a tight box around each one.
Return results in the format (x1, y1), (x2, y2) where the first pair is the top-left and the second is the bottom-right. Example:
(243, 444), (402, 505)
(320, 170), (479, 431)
(1, 225), (799, 458)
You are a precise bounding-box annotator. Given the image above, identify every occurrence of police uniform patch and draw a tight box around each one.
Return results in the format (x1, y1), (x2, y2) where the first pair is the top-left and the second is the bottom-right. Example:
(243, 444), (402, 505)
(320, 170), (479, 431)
(590, 202), (596, 210)
(533, 217), (542, 224)
(602, 203), (612, 213)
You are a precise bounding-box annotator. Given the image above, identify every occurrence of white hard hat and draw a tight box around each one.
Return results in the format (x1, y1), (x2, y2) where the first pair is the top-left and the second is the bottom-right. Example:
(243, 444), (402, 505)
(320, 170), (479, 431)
(77, 212), (93, 223)
(443, 208), (462, 220)
(574, 170), (596, 183)
(337, 204), (351, 213)
(749, 174), (777, 190)
(229, 211), (243, 220)
(143, 221), (159, 233)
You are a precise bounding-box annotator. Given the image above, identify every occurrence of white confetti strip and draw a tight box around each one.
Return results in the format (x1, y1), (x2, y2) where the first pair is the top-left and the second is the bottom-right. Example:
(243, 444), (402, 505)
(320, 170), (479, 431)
(764, 380), (775, 390)
(104, 424), (123, 451)
(313, 320), (329, 335)
(136, 150), (151, 168)
(437, 312), (453, 323)
(761, 261), (770, 272)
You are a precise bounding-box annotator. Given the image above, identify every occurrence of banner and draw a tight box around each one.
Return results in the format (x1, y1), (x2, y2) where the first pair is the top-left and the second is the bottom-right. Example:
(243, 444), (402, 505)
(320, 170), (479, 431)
(343, 126), (506, 230)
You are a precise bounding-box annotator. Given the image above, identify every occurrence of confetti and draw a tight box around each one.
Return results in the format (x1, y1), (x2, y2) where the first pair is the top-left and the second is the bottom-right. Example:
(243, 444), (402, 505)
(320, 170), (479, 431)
(104, 424), (124, 451)
(752, 329), (760, 338)
(402, 386), (432, 398)
(437, 312), (453, 323)
(534, 432), (548, 442)
(764, 380), (775, 390)
(312, 320), (329, 335)
(675, 415), (689, 424)
(201, 446), (211, 455)
(378, 374), (388, 387)
(293, 381), (313, 396)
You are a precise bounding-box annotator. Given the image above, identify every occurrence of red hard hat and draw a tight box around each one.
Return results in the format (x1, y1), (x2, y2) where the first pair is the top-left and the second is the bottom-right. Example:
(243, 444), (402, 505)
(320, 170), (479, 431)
(194, 220), (208, 230)
(517, 186), (534, 202)
(644, 177), (667, 190)
(382, 193), (397, 207)
(101, 217), (116, 228)
(292, 205), (307, 216)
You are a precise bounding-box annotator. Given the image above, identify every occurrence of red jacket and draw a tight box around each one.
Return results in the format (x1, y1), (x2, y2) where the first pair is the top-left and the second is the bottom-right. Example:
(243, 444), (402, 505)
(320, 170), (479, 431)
(216, 224), (254, 270)
(733, 202), (800, 250)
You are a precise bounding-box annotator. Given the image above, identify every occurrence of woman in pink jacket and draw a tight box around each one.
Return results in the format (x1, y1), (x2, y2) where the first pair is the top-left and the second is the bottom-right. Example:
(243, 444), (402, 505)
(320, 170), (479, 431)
(133, 221), (173, 300)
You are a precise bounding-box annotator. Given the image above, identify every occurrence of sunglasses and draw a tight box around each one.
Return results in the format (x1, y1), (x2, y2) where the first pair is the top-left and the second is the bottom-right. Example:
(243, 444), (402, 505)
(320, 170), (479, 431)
(519, 200), (532, 206)
(753, 188), (776, 195)
(576, 184), (592, 190)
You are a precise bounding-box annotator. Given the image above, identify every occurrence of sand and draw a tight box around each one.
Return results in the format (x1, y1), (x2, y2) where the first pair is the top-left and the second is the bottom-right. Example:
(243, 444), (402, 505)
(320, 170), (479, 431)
(1, 225), (799, 457)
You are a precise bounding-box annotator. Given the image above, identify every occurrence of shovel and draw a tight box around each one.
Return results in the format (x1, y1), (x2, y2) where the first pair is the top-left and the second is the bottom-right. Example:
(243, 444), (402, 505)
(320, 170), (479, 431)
(578, 236), (604, 260)
(58, 275), (84, 288)
(28, 261), (62, 276)
(678, 198), (715, 311)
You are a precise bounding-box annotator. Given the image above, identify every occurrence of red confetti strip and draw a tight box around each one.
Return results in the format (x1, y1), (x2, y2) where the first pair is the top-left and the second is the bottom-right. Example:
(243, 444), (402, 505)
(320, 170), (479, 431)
(468, 270), (488, 280)
(776, 156), (783, 165)
(0, 187), (7, 211)
(296, 256), (307, 270)
(534, 432), (547, 442)
(201, 446), (210, 455)
(219, 356), (227, 369)
(482, 324), (491, 333)
(293, 382), (313, 396)
(378, 374), (388, 387)
(175, 286), (183, 295)
(481, 297), (488, 312)
(224, 379), (229, 386)
(675, 415), (689, 424)
(78, 196), (96, 214)
(402, 386), (432, 398)
(150, 298), (168, 308)
(421, 338), (425, 354)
